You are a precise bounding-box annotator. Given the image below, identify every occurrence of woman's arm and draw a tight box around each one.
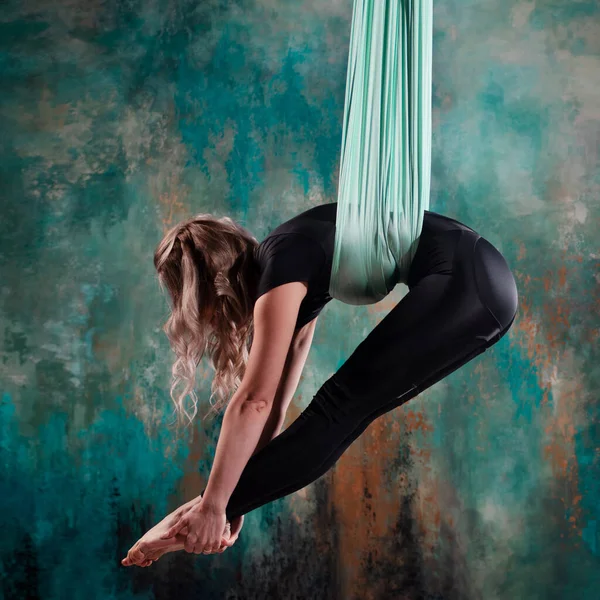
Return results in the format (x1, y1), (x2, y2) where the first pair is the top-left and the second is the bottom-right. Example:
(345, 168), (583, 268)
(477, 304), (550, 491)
(183, 315), (316, 555)
(159, 289), (317, 554)
(199, 282), (309, 514)
(253, 316), (318, 453)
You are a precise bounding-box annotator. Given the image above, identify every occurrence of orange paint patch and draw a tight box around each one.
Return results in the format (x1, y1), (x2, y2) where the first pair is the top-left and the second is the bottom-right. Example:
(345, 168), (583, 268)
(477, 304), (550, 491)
(159, 188), (188, 230)
(404, 409), (434, 433)
(558, 266), (567, 288)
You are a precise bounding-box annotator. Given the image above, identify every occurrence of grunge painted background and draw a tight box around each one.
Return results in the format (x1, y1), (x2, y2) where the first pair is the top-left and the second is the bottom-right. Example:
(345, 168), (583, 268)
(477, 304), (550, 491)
(1, 1), (599, 598)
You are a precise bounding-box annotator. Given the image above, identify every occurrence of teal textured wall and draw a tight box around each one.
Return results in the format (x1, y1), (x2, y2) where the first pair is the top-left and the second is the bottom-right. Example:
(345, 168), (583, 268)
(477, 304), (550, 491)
(1, 1), (599, 598)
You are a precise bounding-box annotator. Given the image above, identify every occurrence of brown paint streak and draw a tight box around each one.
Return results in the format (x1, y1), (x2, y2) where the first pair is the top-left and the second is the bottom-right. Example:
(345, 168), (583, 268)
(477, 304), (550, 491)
(178, 426), (208, 503)
(514, 257), (583, 540)
(409, 409), (443, 559)
(329, 411), (403, 599)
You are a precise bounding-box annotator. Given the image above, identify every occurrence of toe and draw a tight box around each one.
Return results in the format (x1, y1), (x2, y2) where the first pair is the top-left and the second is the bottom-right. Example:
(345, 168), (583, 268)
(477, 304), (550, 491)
(131, 549), (145, 564)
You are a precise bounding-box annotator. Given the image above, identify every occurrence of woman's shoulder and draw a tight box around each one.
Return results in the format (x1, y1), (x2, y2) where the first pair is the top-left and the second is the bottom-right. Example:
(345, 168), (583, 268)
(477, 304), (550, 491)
(261, 203), (336, 239)
(256, 230), (324, 263)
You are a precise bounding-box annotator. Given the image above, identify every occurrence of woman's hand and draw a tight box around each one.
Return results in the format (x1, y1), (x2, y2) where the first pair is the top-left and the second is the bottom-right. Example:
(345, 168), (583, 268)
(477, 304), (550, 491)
(219, 514), (244, 551)
(160, 499), (229, 554)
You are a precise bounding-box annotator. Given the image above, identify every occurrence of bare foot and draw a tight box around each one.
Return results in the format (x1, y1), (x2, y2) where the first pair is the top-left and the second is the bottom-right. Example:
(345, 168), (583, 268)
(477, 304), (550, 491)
(122, 499), (233, 567)
(139, 521), (233, 566)
(132, 537), (186, 567)
(122, 498), (200, 567)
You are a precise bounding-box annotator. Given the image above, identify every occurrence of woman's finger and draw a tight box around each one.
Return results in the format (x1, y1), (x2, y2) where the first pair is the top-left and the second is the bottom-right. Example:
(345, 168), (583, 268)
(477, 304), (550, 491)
(226, 515), (244, 547)
(161, 516), (187, 540)
(160, 522), (180, 540)
(197, 537), (210, 554)
(222, 532), (238, 547)
(230, 515), (243, 535)
(199, 540), (209, 555)
(184, 533), (197, 554)
(129, 546), (146, 564)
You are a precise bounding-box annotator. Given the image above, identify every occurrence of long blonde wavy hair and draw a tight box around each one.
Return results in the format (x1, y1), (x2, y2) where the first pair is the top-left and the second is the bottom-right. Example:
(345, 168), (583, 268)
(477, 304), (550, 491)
(153, 214), (259, 425)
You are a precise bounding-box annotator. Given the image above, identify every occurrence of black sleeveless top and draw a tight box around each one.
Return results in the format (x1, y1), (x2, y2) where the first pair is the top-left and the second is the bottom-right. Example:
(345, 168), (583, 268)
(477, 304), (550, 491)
(253, 203), (337, 330)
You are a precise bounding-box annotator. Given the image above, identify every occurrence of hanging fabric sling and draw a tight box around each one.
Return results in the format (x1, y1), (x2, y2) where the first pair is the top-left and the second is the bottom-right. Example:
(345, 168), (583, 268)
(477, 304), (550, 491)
(329, 0), (433, 305)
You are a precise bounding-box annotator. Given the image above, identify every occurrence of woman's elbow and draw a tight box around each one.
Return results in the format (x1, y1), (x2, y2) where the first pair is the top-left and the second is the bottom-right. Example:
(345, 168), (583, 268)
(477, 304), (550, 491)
(230, 391), (273, 415)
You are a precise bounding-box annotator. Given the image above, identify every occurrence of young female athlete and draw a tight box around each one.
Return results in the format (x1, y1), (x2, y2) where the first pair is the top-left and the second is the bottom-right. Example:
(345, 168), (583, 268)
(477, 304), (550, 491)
(122, 202), (518, 567)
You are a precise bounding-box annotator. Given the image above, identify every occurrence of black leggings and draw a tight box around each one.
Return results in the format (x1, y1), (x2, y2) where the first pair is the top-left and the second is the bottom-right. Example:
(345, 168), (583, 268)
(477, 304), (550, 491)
(223, 211), (519, 521)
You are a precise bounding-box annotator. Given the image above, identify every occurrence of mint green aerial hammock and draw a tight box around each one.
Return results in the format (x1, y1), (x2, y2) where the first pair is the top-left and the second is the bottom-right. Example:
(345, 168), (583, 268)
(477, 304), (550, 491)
(329, 0), (433, 305)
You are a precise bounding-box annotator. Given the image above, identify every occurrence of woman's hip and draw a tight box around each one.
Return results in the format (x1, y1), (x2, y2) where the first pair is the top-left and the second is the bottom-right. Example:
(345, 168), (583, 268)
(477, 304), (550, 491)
(409, 212), (519, 332)
(472, 235), (519, 331)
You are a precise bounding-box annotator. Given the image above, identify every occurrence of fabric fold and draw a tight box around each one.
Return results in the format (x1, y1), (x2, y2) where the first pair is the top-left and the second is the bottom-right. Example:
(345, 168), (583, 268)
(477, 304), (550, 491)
(329, 0), (433, 305)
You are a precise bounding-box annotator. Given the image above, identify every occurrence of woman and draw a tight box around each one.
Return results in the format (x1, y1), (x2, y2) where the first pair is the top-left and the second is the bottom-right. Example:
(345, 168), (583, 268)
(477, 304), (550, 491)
(122, 202), (518, 567)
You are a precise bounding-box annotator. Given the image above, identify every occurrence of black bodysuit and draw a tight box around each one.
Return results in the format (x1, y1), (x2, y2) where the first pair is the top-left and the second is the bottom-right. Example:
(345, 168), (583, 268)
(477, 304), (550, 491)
(221, 203), (518, 520)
